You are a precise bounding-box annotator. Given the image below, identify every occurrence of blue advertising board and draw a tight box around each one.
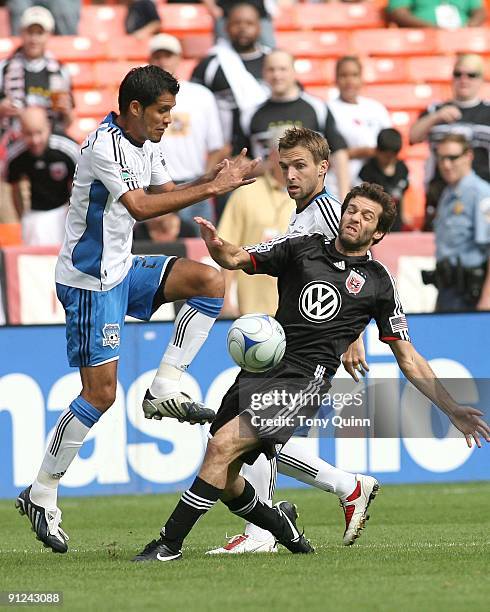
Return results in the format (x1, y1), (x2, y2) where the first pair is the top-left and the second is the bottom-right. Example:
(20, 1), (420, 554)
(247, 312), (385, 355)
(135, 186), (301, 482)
(0, 314), (489, 499)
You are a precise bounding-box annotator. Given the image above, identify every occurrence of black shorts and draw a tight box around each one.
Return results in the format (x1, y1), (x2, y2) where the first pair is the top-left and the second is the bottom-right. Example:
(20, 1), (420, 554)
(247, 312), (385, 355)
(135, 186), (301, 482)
(209, 358), (331, 465)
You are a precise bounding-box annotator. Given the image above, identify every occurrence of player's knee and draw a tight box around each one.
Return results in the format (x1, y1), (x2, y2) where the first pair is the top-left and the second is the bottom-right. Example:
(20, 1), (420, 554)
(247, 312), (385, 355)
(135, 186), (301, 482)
(206, 435), (239, 465)
(82, 381), (116, 411)
(197, 266), (225, 298)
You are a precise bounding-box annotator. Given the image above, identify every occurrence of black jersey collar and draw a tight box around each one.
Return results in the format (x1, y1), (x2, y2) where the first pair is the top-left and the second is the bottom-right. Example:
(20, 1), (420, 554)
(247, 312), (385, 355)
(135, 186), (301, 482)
(325, 240), (370, 267)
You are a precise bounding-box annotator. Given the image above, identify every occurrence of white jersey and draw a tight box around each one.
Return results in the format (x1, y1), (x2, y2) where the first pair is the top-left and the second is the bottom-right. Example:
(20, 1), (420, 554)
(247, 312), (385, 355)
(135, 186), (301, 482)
(287, 189), (341, 239)
(159, 80), (224, 181)
(56, 112), (172, 291)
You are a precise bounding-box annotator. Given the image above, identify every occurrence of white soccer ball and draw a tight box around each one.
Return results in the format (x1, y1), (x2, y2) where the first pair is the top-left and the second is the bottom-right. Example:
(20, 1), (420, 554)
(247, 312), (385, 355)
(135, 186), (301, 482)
(227, 314), (286, 373)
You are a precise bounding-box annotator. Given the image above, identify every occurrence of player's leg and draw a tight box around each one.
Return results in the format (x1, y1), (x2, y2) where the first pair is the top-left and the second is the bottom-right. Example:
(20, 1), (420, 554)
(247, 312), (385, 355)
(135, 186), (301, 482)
(134, 256), (224, 424)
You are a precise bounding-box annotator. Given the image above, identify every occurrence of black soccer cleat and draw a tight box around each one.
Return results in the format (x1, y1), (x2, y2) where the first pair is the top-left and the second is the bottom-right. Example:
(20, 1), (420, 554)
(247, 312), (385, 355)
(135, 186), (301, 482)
(142, 389), (216, 425)
(15, 486), (69, 553)
(132, 533), (182, 562)
(273, 501), (315, 554)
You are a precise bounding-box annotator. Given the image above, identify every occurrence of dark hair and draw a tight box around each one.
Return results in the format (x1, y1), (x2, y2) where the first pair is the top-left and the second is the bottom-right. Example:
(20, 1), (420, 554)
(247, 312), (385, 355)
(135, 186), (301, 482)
(227, 2), (261, 19)
(437, 133), (472, 151)
(341, 183), (397, 245)
(377, 128), (402, 153)
(118, 65), (179, 114)
(278, 127), (330, 163)
(335, 55), (362, 79)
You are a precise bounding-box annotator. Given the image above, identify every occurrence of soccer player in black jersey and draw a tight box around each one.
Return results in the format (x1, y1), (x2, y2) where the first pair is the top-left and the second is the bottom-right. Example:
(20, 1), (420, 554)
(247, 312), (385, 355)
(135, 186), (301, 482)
(133, 182), (490, 562)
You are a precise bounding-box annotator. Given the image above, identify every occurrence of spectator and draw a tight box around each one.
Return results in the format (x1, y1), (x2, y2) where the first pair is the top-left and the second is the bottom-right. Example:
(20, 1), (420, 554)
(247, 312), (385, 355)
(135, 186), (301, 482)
(201, 0), (276, 48)
(6, 106), (78, 245)
(217, 147), (295, 316)
(410, 54), (490, 229)
(328, 56), (392, 192)
(7, 1), (81, 36)
(192, 2), (270, 157)
(149, 33), (226, 234)
(242, 49), (350, 200)
(423, 134), (490, 312)
(358, 128), (409, 231)
(387, 0), (486, 28)
(124, 0), (161, 39)
(0, 6), (73, 140)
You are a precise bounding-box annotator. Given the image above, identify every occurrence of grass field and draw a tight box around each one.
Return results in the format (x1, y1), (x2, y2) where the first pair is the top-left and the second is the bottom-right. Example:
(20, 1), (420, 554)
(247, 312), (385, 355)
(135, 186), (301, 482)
(1, 482), (489, 611)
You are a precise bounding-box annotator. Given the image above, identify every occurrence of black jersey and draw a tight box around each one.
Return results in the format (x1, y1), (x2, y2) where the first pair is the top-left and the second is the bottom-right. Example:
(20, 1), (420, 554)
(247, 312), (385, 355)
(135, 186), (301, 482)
(243, 92), (347, 160)
(245, 234), (410, 377)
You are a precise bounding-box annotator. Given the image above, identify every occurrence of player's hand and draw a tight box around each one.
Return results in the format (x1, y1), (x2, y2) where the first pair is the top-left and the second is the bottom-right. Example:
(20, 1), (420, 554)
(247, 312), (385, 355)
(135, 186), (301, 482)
(436, 105), (462, 124)
(195, 216), (223, 247)
(448, 405), (490, 448)
(342, 336), (369, 382)
(212, 149), (260, 195)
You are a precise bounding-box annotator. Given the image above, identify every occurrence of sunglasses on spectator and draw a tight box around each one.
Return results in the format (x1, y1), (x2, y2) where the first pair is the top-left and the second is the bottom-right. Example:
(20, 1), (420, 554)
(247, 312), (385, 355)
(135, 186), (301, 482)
(437, 152), (467, 162)
(452, 70), (481, 79)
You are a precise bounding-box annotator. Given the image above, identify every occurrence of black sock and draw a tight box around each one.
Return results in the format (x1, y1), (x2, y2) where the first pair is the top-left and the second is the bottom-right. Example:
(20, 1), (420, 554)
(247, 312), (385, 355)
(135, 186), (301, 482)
(161, 476), (222, 550)
(224, 479), (288, 541)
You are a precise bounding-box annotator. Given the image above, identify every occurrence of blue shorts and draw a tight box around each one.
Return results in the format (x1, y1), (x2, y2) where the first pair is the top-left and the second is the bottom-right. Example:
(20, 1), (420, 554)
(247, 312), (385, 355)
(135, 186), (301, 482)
(56, 255), (176, 367)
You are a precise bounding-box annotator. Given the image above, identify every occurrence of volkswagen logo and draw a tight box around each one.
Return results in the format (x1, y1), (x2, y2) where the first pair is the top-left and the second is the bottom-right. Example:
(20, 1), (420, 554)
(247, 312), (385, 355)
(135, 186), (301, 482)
(299, 281), (341, 323)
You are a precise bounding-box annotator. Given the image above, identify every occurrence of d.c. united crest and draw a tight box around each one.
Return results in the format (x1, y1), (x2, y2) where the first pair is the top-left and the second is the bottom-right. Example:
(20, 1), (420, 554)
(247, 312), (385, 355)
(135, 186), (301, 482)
(345, 270), (365, 295)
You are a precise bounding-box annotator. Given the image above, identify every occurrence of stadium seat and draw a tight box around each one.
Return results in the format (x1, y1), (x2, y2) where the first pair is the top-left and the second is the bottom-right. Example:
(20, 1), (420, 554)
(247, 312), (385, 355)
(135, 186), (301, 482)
(292, 2), (385, 30)
(180, 34), (213, 59)
(0, 37), (19, 60)
(66, 62), (96, 88)
(46, 37), (107, 62)
(79, 5), (126, 41)
(362, 83), (450, 110)
(0, 224), (22, 247)
(272, 5), (297, 31)
(390, 110), (419, 144)
(406, 56), (455, 83)
(435, 28), (490, 54)
(351, 29), (437, 56)
(158, 4), (213, 34)
(294, 59), (332, 87)
(275, 31), (350, 58)
(0, 7), (10, 37)
(363, 58), (408, 84)
(93, 61), (142, 88)
(73, 89), (117, 118)
(67, 117), (99, 144)
(176, 58), (198, 81)
(402, 158), (426, 230)
(103, 36), (149, 61)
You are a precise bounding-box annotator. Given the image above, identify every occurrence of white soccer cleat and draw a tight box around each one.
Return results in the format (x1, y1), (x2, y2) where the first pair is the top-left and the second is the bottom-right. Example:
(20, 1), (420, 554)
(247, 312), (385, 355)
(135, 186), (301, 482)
(205, 533), (278, 554)
(340, 474), (380, 546)
(142, 389), (215, 425)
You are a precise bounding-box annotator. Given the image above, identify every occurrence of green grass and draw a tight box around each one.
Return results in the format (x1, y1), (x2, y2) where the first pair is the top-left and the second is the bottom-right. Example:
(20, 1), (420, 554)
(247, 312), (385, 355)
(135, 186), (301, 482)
(0, 482), (489, 611)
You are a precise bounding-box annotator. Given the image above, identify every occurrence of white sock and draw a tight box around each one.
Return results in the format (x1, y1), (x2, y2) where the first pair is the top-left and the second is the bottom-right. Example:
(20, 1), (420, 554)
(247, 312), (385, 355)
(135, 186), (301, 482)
(278, 438), (356, 498)
(150, 303), (218, 397)
(242, 455), (277, 541)
(30, 407), (91, 508)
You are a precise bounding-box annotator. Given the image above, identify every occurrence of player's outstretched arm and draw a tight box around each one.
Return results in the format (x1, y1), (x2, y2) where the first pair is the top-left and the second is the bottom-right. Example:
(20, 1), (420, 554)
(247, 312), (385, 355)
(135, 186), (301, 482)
(195, 216), (253, 272)
(390, 340), (490, 448)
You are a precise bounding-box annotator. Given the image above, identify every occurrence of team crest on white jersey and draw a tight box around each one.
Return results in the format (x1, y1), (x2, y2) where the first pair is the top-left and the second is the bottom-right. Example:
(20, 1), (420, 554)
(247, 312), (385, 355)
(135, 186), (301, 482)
(299, 281), (341, 323)
(102, 323), (120, 349)
(346, 270), (365, 295)
(120, 167), (137, 184)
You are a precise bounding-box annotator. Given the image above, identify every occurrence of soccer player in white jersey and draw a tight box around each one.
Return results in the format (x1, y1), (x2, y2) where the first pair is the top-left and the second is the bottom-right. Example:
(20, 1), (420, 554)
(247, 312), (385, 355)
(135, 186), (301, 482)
(207, 128), (375, 554)
(15, 65), (259, 554)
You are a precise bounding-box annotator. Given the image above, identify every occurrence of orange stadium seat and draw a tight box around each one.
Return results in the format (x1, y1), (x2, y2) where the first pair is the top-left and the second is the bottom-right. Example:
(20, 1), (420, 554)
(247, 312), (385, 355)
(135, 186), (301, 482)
(73, 89), (117, 118)
(402, 158), (426, 230)
(390, 110), (419, 144)
(0, 224), (22, 247)
(180, 34), (213, 59)
(292, 2), (385, 30)
(79, 5), (126, 41)
(275, 31), (350, 58)
(104, 36), (149, 61)
(294, 59), (332, 87)
(66, 62), (96, 88)
(362, 83), (449, 110)
(176, 58), (198, 81)
(351, 29), (437, 56)
(406, 56), (455, 83)
(158, 4), (213, 34)
(47, 37), (107, 62)
(435, 28), (490, 54)
(272, 6), (297, 31)
(0, 37), (19, 60)
(303, 85), (331, 101)
(0, 7), (10, 37)
(94, 61), (142, 88)
(67, 117), (99, 144)
(363, 58), (408, 84)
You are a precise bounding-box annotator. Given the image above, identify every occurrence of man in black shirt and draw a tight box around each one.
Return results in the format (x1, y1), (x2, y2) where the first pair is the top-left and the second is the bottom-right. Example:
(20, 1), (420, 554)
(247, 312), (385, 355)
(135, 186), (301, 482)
(7, 106), (78, 245)
(243, 50), (350, 200)
(134, 178), (489, 562)
(410, 54), (490, 229)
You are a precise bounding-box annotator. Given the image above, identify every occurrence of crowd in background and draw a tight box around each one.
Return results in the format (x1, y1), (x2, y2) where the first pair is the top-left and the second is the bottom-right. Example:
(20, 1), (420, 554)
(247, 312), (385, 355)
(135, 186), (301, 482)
(0, 0), (489, 314)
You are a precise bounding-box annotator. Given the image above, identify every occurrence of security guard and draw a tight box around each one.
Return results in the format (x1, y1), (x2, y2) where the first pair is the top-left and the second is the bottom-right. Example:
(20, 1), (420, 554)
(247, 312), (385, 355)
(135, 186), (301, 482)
(426, 133), (490, 311)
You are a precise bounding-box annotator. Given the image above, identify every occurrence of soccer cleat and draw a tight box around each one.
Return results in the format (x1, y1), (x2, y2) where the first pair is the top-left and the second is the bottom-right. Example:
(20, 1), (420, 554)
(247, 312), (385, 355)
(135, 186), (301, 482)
(132, 534), (182, 562)
(206, 533), (278, 555)
(15, 486), (69, 553)
(340, 474), (380, 546)
(273, 501), (314, 554)
(142, 389), (215, 425)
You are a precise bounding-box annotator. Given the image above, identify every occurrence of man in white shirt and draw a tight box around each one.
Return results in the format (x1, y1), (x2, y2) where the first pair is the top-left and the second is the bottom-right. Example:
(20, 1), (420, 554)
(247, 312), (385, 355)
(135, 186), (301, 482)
(149, 34), (226, 232)
(15, 65), (259, 555)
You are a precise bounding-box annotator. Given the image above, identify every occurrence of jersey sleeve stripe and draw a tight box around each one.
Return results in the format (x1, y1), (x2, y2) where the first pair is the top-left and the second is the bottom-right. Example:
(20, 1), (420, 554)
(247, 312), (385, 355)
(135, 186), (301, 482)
(376, 261), (410, 341)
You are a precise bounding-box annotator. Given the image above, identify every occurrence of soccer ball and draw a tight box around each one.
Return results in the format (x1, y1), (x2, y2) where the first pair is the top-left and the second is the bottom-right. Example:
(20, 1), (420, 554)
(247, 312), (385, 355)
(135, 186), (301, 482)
(227, 314), (286, 373)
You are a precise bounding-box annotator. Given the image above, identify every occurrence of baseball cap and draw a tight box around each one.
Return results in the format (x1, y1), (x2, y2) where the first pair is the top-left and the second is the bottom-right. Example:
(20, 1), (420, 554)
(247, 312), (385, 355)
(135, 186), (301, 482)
(20, 6), (55, 32)
(149, 34), (182, 56)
